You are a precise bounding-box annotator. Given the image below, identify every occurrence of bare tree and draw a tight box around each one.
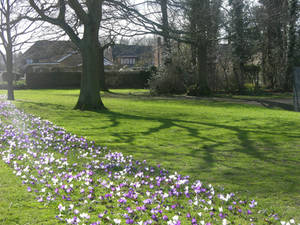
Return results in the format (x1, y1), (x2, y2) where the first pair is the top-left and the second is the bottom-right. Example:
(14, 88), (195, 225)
(0, 0), (37, 100)
(28, 0), (108, 110)
(158, 0), (172, 64)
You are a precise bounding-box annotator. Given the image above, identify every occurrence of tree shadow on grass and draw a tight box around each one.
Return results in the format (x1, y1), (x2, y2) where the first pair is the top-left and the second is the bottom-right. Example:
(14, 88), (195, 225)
(16, 100), (300, 198)
(17, 100), (300, 163)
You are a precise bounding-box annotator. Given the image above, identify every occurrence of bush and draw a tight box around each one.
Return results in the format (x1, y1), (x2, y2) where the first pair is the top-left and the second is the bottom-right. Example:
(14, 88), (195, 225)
(0, 79), (27, 90)
(1, 71), (22, 81)
(14, 79), (27, 89)
(149, 56), (191, 95)
(186, 84), (211, 96)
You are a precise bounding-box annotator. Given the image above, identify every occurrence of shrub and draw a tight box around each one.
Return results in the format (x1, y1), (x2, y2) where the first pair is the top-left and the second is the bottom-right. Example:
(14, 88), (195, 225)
(149, 55), (191, 95)
(186, 84), (211, 96)
(0, 79), (27, 90)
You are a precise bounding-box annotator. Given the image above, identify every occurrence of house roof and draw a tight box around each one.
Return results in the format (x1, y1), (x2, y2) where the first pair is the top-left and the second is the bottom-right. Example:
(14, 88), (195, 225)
(104, 58), (114, 66)
(111, 44), (153, 58)
(77, 57), (113, 67)
(56, 51), (82, 66)
(57, 51), (78, 63)
(21, 40), (113, 67)
(22, 40), (78, 63)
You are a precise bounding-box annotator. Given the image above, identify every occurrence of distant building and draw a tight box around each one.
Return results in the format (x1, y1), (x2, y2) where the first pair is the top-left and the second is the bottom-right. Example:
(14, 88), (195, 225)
(105, 44), (154, 67)
(21, 40), (160, 74)
(20, 40), (113, 73)
(21, 40), (78, 65)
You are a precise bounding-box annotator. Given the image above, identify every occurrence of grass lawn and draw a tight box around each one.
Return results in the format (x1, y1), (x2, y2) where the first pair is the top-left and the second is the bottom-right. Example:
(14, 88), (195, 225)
(0, 89), (300, 222)
(0, 160), (57, 225)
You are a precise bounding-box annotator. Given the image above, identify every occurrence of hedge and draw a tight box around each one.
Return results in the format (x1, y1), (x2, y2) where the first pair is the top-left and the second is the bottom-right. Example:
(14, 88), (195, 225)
(25, 71), (151, 89)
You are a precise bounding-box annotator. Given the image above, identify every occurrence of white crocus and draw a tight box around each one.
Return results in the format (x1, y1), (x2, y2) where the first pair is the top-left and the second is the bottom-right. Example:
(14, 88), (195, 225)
(113, 218), (121, 224)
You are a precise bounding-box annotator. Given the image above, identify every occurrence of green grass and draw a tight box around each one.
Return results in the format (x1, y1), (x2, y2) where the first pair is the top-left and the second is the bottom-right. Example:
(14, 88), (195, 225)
(0, 160), (57, 225)
(1, 89), (300, 222)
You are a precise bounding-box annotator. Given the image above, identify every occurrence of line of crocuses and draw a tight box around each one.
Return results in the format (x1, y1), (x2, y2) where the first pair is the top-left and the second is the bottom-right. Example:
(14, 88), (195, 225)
(0, 97), (297, 225)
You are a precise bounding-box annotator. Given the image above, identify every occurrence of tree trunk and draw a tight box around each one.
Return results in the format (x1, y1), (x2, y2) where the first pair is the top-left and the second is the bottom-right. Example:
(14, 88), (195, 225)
(7, 79), (14, 101)
(190, 14), (197, 67)
(233, 63), (240, 91)
(74, 26), (105, 111)
(239, 62), (246, 91)
(4, 1), (14, 101)
(99, 48), (108, 91)
(160, 0), (171, 64)
(196, 43), (210, 94)
(6, 48), (14, 101)
(285, 0), (297, 91)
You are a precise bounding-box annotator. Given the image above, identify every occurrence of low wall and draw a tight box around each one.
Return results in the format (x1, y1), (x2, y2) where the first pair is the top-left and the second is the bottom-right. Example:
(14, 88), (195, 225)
(26, 71), (150, 89)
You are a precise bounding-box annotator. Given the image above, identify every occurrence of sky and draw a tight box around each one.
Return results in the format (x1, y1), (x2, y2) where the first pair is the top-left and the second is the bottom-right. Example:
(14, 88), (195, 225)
(1, 0), (261, 56)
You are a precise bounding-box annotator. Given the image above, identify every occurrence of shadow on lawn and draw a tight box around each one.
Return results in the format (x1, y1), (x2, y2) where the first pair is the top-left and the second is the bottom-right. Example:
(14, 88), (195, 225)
(17, 100), (300, 199)
(57, 90), (295, 111)
(48, 90), (295, 111)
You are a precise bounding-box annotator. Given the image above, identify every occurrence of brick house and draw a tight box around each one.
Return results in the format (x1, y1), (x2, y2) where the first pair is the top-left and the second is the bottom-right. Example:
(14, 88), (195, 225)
(105, 44), (154, 67)
(21, 40), (113, 73)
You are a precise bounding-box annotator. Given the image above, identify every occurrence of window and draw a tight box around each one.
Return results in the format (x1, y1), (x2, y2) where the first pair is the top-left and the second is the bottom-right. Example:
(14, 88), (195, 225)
(26, 59), (33, 64)
(120, 57), (136, 65)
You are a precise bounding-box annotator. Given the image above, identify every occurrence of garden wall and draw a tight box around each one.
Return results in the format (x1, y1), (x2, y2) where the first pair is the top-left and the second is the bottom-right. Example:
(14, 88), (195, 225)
(26, 71), (150, 89)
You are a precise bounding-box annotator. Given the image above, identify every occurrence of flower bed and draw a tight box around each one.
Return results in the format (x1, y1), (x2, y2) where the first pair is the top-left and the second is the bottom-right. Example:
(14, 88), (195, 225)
(0, 97), (297, 225)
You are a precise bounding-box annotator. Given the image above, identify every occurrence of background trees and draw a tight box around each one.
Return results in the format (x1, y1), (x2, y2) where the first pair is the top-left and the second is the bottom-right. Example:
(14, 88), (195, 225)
(228, 0), (248, 92)
(0, 0), (37, 100)
(27, 0), (183, 109)
(258, 0), (299, 91)
(0, 0), (298, 105)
